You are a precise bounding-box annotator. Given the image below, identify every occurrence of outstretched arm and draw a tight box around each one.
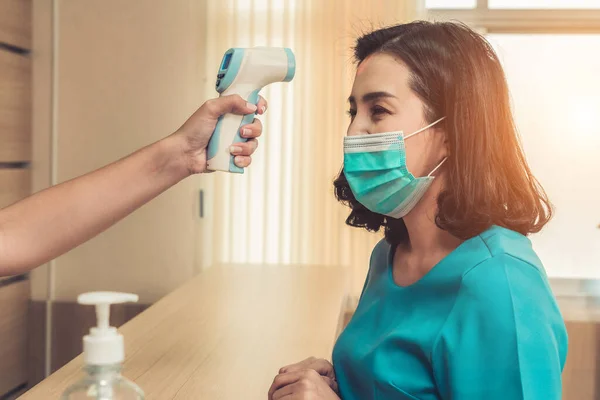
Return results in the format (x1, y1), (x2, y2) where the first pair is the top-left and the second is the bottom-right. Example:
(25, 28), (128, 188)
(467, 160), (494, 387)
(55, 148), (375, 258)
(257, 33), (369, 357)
(0, 95), (266, 275)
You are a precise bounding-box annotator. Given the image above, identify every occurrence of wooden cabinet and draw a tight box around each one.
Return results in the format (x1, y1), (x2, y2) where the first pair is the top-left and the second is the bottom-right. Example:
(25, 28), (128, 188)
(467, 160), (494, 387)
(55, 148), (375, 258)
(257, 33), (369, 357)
(0, 279), (29, 395)
(0, 0), (32, 49)
(0, 1), (32, 397)
(0, 50), (31, 162)
(0, 169), (30, 208)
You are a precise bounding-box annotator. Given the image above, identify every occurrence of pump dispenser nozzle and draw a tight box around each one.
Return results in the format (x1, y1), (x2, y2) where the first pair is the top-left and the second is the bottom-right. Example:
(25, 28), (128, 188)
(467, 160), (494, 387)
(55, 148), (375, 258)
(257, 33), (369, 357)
(77, 292), (139, 365)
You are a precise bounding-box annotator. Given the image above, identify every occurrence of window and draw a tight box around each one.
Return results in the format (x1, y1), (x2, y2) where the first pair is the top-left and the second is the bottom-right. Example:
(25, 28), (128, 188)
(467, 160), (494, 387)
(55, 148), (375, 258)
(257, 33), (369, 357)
(427, 3), (600, 278)
(425, 0), (476, 9)
(427, 0), (600, 33)
(489, 0), (600, 9)
(488, 34), (600, 279)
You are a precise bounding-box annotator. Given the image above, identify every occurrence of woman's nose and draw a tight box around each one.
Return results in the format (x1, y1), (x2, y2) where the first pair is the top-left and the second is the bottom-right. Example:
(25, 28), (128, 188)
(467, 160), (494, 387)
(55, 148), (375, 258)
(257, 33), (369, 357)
(346, 119), (371, 137)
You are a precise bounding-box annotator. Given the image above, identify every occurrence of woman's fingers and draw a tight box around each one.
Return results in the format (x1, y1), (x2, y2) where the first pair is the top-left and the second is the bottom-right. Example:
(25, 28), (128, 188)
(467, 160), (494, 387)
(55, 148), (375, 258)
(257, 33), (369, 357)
(322, 376), (339, 393)
(269, 370), (299, 400)
(271, 381), (297, 400)
(279, 357), (318, 374)
(270, 370), (336, 400)
(280, 357), (335, 380)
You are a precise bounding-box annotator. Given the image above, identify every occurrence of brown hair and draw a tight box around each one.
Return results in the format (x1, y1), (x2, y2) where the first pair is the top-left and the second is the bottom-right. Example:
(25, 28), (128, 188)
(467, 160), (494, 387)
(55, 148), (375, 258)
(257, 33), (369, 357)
(334, 21), (552, 246)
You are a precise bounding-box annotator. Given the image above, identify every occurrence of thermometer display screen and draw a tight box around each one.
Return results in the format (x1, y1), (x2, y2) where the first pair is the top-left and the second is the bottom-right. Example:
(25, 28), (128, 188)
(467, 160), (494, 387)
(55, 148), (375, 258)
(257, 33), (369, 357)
(221, 53), (232, 70)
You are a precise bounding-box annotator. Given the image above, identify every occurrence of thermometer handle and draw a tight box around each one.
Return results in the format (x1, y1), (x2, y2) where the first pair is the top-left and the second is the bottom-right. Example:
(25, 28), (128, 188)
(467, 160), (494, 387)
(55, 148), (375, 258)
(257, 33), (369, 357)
(206, 90), (260, 173)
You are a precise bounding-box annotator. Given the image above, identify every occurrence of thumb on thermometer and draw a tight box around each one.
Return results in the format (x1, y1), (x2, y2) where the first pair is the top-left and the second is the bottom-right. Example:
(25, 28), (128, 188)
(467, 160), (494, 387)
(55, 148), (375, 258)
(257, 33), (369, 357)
(202, 94), (258, 119)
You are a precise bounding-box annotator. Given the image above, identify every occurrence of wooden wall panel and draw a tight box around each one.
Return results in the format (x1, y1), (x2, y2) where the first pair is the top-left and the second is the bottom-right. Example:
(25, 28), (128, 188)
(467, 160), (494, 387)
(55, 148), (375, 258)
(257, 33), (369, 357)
(0, 168), (30, 208)
(0, 2), (32, 398)
(0, 280), (29, 395)
(0, 0), (32, 49)
(0, 50), (31, 162)
(562, 321), (599, 400)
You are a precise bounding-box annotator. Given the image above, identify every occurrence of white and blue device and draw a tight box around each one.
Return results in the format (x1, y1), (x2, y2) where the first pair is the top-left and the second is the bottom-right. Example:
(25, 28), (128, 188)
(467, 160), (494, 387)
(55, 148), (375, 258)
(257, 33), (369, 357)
(206, 47), (296, 173)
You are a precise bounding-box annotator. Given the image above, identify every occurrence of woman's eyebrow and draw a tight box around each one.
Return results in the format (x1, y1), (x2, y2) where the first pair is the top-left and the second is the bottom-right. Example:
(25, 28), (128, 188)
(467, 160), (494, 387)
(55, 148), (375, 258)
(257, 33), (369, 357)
(347, 91), (397, 104)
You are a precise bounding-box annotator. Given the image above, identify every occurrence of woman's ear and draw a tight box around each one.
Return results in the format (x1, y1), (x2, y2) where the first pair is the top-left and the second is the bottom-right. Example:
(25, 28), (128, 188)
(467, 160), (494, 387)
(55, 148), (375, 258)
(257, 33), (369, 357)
(435, 126), (449, 158)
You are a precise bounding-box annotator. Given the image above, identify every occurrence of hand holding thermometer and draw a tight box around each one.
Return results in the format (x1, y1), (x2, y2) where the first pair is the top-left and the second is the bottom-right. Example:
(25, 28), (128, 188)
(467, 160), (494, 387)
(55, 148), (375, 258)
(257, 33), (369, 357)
(206, 47), (296, 173)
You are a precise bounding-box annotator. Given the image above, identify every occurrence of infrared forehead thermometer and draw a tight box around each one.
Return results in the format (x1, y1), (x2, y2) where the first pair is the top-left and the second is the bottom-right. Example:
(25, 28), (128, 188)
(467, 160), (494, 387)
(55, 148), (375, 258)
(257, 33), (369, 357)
(206, 47), (296, 173)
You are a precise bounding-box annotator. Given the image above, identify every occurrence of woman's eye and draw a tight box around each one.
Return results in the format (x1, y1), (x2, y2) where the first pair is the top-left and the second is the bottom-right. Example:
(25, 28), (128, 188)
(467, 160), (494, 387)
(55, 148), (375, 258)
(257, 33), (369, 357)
(371, 105), (389, 117)
(347, 109), (357, 119)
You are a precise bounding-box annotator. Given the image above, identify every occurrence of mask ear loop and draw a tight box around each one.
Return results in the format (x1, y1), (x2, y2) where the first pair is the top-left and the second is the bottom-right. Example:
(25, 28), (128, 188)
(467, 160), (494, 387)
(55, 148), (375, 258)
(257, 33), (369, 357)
(403, 116), (446, 140)
(427, 157), (447, 177)
(401, 116), (447, 177)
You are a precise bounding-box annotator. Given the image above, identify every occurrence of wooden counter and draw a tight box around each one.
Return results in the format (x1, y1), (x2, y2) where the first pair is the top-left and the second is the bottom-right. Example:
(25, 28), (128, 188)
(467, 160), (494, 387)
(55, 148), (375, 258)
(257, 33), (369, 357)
(20, 264), (348, 399)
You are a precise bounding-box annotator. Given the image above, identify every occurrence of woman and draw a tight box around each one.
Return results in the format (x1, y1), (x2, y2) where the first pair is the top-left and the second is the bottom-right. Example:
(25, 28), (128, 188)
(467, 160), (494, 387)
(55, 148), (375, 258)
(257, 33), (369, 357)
(268, 21), (567, 400)
(0, 95), (266, 275)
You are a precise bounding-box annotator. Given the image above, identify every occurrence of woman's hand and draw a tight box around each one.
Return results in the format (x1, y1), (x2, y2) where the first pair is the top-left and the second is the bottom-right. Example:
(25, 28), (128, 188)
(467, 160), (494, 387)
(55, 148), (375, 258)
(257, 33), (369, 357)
(278, 357), (337, 391)
(268, 369), (341, 400)
(173, 94), (268, 174)
(269, 357), (338, 400)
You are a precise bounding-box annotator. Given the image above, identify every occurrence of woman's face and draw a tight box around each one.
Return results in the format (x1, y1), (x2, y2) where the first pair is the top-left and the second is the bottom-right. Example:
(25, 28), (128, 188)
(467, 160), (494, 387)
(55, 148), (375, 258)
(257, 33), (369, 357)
(347, 53), (447, 178)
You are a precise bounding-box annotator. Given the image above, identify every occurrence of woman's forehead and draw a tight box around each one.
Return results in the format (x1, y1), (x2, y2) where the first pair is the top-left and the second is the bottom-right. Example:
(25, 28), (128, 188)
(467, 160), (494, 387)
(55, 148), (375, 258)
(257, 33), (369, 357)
(352, 54), (411, 100)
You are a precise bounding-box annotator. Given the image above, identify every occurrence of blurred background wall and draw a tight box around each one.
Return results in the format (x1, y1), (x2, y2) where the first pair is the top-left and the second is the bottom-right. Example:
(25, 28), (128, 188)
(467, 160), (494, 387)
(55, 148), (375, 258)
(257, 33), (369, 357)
(0, 0), (598, 397)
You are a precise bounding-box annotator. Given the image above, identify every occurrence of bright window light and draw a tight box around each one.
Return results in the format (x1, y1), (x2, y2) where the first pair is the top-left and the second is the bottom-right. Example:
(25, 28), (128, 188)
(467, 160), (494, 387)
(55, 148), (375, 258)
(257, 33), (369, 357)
(489, 0), (600, 9)
(426, 0), (476, 9)
(487, 33), (600, 278)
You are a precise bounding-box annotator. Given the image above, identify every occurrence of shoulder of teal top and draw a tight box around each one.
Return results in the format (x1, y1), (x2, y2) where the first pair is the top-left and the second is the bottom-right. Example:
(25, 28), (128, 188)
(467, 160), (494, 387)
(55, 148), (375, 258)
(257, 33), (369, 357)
(431, 251), (568, 400)
(478, 225), (545, 271)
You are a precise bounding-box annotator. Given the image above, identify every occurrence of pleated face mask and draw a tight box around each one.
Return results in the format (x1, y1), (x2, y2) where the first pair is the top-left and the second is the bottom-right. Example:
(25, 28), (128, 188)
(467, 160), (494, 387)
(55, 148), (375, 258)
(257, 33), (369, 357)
(343, 117), (446, 219)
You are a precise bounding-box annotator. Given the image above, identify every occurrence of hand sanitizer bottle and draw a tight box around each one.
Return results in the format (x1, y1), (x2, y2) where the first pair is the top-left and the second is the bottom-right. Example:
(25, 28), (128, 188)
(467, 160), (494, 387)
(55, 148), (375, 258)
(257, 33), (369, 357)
(61, 292), (144, 400)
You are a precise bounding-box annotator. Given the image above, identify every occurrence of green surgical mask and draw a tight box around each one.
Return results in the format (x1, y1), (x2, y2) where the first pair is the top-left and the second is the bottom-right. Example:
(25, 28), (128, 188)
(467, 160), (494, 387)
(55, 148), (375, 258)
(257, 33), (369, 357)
(343, 117), (446, 219)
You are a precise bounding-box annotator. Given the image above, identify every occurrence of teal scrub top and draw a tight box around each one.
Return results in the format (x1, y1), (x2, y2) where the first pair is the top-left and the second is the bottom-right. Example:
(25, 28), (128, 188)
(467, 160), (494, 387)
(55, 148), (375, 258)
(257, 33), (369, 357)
(332, 225), (568, 400)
